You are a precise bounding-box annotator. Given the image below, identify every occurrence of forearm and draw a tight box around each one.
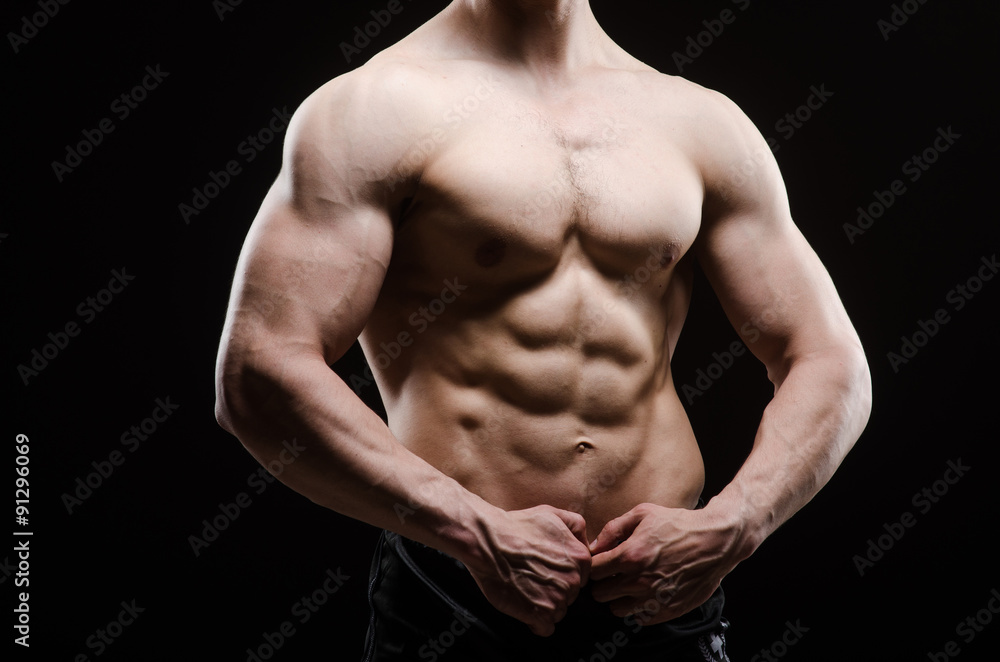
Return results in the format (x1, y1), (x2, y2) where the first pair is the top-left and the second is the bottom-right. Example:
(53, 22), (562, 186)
(705, 346), (872, 557)
(216, 349), (499, 565)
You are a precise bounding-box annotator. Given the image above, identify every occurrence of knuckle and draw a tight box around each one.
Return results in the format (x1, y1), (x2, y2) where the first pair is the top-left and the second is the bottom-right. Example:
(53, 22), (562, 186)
(618, 547), (639, 567)
(535, 609), (556, 625)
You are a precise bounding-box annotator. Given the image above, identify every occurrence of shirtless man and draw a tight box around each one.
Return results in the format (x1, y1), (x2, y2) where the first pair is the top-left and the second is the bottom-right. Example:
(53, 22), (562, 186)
(214, 1), (872, 659)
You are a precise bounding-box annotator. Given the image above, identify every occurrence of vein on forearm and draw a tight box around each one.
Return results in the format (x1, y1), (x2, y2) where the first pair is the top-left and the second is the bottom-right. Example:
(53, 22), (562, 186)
(722, 347), (871, 545)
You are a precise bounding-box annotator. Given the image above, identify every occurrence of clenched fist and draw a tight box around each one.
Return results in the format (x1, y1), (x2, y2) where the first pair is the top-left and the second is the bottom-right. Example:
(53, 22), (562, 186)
(589, 502), (746, 625)
(465, 505), (592, 636)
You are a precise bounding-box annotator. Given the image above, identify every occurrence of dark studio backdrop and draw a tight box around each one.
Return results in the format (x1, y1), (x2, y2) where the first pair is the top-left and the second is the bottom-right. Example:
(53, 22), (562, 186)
(4, 1), (998, 660)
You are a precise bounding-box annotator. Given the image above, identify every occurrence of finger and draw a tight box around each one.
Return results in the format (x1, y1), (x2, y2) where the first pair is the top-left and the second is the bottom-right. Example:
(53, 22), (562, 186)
(528, 619), (555, 637)
(565, 580), (582, 607)
(548, 507), (589, 547)
(588, 541), (631, 581)
(495, 599), (557, 638)
(605, 597), (640, 618)
(589, 576), (637, 603)
(589, 507), (645, 555)
(589, 553), (619, 582)
(545, 507), (592, 587)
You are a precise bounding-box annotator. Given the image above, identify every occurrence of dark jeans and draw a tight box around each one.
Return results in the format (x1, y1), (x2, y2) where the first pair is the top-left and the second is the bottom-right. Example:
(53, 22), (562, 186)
(363, 530), (730, 661)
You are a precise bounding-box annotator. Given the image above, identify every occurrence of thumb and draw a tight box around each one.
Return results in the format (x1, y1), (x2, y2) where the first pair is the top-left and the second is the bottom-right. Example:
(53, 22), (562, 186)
(529, 621), (555, 638)
(589, 507), (644, 555)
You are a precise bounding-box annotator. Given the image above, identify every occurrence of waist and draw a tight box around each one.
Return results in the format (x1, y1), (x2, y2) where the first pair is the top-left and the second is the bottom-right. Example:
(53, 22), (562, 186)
(388, 379), (705, 538)
(377, 528), (728, 658)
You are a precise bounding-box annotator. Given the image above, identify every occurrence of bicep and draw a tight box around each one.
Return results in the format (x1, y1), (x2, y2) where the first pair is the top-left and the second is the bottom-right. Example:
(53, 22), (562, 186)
(224, 183), (394, 366)
(695, 203), (851, 383)
(219, 76), (404, 370)
(694, 96), (858, 383)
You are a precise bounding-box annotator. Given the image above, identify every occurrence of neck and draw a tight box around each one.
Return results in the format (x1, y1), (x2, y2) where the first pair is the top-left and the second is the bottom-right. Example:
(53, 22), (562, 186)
(452, 0), (607, 76)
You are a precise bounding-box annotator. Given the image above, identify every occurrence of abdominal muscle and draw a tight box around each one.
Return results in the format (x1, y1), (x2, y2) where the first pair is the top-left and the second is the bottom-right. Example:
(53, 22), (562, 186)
(368, 257), (706, 540)
(393, 373), (704, 540)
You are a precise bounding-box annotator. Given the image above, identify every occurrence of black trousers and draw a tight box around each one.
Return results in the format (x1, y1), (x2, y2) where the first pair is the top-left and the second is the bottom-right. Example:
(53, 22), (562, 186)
(363, 530), (730, 661)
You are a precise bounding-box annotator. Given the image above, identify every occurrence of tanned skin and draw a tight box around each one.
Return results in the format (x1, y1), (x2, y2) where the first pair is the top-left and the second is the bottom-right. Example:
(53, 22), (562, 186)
(215, 0), (872, 638)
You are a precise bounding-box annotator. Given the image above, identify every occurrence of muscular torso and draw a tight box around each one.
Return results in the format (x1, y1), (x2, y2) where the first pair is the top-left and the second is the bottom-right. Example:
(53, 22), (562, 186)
(356, 33), (712, 538)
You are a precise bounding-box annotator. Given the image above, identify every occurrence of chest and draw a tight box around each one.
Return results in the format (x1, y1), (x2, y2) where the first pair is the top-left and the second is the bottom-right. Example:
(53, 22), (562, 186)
(394, 84), (704, 283)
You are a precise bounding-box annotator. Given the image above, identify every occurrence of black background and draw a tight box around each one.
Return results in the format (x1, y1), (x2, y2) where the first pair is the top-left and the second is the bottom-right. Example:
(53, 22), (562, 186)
(5, 1), (998, 660)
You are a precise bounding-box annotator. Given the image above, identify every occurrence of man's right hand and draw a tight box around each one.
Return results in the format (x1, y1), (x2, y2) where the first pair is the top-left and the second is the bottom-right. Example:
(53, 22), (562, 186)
(463, 505), (591, 637)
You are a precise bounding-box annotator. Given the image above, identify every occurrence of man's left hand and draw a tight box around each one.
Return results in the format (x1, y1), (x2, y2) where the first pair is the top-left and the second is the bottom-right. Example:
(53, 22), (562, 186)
(588, 502), (745, 625)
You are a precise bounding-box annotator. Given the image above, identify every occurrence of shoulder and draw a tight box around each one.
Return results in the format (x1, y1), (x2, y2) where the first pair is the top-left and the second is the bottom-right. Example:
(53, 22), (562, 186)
(643, 74), (781, 208)
(614, 67), (763, 154)
(287, 56), (444, 155)
(279, 56), (450, 203)
(613, 68), (787, 223)
(638, 72), (765, 148)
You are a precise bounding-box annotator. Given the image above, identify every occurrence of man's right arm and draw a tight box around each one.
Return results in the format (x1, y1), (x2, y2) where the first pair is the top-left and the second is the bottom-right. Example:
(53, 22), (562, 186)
(213, 69), (589, 636)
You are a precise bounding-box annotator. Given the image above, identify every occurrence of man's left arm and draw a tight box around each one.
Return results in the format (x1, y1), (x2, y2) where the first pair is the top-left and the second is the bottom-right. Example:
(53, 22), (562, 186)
(590, 86), (873, 623)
